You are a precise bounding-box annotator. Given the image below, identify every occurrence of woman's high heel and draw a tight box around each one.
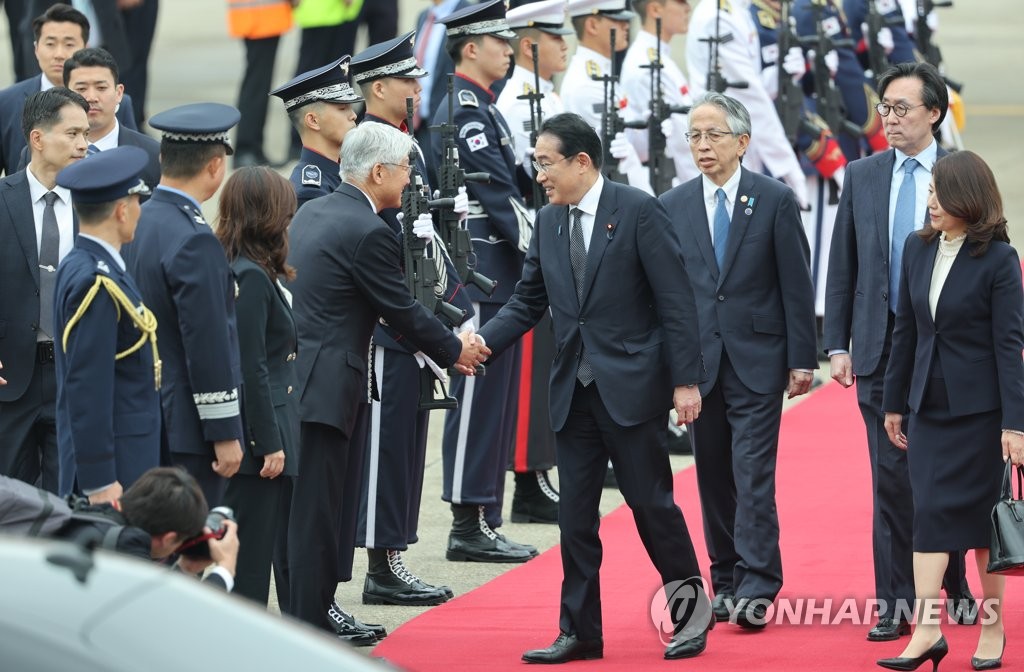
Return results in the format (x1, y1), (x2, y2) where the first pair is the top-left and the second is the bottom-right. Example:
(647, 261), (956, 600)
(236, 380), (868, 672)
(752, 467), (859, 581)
(877, 636), (949, 671)
(971, 634), (1006, 670)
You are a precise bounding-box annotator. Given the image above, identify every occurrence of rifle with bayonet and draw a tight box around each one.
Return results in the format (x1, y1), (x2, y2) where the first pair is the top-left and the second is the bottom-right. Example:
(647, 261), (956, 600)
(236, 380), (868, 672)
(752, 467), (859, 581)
(641, 18), (688, 195)
(517, 42), (547, 209)
(402, 97), (463, 410)
(802, 0), (863, 140)
(915, 0), (962, 92)
(700, 0), (748, 93)
(589, 27), (645, 184)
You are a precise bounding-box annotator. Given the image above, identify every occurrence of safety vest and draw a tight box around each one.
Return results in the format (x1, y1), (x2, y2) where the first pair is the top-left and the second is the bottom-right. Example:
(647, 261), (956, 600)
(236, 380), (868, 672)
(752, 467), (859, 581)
(227, 0), (293, 39)
(292, 0), (363, 29)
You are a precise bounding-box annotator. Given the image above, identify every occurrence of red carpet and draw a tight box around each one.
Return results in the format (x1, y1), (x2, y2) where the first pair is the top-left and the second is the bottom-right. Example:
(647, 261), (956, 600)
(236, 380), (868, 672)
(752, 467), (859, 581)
(374, 383), (1021, 671)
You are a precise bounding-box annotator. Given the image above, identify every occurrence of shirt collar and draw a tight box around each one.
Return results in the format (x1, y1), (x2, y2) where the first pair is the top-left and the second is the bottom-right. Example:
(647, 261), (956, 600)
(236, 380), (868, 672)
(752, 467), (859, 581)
(701, 166), (742, 205)
(90, 119), (121, 150)
(78, 233), (126, 271)
(893, 139), (938, 175)
(455, 73), (496, 103)
(154, 185), (203, 211)
(571, 175), (604, 217)
(26, 166), (71, 205)
(513, 65), (554, 94)
(350, 183), (378, 213)
(39, 74), (55, 92)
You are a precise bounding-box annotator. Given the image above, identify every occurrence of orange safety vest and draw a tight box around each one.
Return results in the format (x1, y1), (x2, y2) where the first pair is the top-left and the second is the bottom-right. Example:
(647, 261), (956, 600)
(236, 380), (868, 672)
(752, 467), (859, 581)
(227, 0), (293, 39)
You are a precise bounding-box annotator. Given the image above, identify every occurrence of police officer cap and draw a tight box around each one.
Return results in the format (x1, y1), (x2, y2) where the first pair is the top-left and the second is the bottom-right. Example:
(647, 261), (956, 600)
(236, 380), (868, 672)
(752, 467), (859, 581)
(567, 0), (634, 21)
(271, 55), (363, 113)
(350, 32), (428, 85)
(508, 0), (573, 36)
(148, 102), (241, 155)
(56, 146), (151, 204)
(442, 0), (518, 40)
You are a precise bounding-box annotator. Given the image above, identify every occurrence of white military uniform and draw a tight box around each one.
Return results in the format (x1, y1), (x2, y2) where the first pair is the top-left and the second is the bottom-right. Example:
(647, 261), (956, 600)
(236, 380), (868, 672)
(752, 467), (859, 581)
(686, 0), (807, 205)
(620, 29), (699, 184)
(496, 65), (565, 167)
(561, 44), (617, 136)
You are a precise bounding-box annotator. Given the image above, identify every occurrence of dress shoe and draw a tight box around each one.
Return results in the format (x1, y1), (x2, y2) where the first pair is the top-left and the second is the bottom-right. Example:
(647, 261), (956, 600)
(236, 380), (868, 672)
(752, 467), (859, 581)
(603, 464), (618, 489)
(522, 633), (603, 664)
(495, 532), (538, 557)
(363, 549), (450, 606)
(446, 504), (534, 563)
(326, 602), (383, 646)
(947, 591), (979, 625)
(877, 635), (948, 671)
(511, 470), (559, 524)
(664, 614), (715, 660)
(711, 593), (734, 620)
(869, 619), (913, 642)
(971, 634), (1005, 670)
(733, 598), (770, 630)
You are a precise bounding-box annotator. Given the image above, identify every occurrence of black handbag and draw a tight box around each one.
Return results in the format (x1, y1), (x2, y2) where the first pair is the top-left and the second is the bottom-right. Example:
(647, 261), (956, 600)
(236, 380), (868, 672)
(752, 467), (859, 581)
(987, 462), (1024, 575)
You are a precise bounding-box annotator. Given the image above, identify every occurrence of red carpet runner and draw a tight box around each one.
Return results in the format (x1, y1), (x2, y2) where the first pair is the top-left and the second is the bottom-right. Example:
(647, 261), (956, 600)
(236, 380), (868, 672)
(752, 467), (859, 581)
(374, 383), (1021, 671)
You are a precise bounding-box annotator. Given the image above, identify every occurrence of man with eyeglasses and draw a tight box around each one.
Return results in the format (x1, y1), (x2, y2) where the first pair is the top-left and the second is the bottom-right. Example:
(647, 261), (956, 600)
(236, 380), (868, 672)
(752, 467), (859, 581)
(661, 91), (817, 630)
(824, 61), (973, 642)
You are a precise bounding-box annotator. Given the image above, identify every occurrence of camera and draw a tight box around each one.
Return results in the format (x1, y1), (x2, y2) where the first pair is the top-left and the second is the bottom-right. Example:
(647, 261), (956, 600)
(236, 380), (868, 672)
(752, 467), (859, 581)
(176, 506), (234, 559)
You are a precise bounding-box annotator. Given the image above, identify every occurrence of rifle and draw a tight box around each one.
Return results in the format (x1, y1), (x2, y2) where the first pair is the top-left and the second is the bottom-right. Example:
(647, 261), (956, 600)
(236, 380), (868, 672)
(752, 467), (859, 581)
(699, 1), (748, 93)
(776, 1), (806, 145)
(589, 27), (645, 183)
(864, 0), (899, 82)
(401, 97), (464, 410)
(641, 18), (688, 195)
(802, 0), (863, 140)
(915, 0), (962, 92)
(516, 42), (547, 209)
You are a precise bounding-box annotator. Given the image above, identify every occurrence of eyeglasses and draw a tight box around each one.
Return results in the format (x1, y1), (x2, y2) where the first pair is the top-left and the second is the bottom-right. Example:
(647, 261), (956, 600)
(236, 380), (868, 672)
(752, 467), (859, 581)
(382, 162), (413, 174)
(531, 155), (575, 174)
(684, 129), (737, 145)
(875, 102), (926, 118)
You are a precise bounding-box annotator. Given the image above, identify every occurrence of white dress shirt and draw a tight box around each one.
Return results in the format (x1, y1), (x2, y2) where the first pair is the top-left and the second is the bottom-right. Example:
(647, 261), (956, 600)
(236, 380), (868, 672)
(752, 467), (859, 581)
(90, 118), (121, 150)
(26, 167), (74, 263)
(701, 167), (742, 245)
(570, 175), (606, 253)
(888, 139), (938, 250)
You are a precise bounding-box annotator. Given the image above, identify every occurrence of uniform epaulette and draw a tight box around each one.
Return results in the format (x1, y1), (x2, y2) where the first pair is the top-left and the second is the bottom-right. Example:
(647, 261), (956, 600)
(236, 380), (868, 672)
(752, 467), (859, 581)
(585, 60), (602, 78)
(647, 47), (658, 63)
(458, 89), (479, 108)
(522, 82), (534, 95)
(301, 164), (322, 186)
(180, 204), (208, 227)
(755, 3), (779, 27)
(719, 0), (733, 13)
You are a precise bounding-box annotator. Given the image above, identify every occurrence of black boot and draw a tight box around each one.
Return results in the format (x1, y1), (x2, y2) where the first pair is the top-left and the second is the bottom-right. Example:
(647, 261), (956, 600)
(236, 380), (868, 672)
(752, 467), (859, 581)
(363, 548), (451, 606)
(446, 504), (535, 563)
(511, 470), (559, 524)
(325, 601), (385, 645)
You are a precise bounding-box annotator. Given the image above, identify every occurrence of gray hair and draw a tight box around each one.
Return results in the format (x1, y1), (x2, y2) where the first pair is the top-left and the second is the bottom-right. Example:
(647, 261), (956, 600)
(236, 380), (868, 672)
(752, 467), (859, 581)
(689, 91), (752, 137)
(341, 122), (413, 183)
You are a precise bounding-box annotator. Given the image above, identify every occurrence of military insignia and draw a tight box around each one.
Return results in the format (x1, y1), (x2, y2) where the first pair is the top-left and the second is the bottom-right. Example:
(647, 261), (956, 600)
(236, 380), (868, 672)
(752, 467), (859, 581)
(467, 132), (489, 152)
(522, 82), (534, 95)
(740, 195), (748, 203)
(458, 121), (485, 139)
(877, 0), (898, 12)
(194, 214), (207, 225)
(719, 0), (732, 13)
(458, 89), (479, 108)
(755, 7), (778, 27)
(585, 60), (601, 78)
(96, 260), (110, 274)
(822, 15), (841, 38)
(340, 61), (349, 76)
(301, 164), (322, 186)
(647, 47), (657, 63)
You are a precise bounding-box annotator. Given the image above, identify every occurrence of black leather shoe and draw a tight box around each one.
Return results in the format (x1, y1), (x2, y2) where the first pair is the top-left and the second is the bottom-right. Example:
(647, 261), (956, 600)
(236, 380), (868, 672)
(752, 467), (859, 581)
(733, 598), (770, 630)
(511, 470), (559, 524)
(495, 532), (538, 557)
(947, 591), (979, 625)
(522, 633), (603, 664)
(603, 464), (618, 489)
(447, 505), (534, 563)
(971, 634), (1005, 670)
(877, 635), (948, 670)
(664, 614), (715, 660)
(711, 593), (734, 620)
(326, 602), (383, 646)
(363, 549), (450, 606)
(869, 619), (912, 642)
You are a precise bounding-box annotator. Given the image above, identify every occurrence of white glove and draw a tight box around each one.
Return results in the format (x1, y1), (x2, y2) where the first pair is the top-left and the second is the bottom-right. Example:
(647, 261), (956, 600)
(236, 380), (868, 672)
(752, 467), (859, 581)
(660, 117), (674, 140)
(782, 46), (807, 78)
(782, 169), (810, 210)
(412, 212), (434, 240)
(413, 351), (449, 385)
(862, 23), (895, 54)
(808, 49), (839, 78)
(452, 186), (469, 222)
(926, 11), (939, 33)
(610, 132), (642, 174)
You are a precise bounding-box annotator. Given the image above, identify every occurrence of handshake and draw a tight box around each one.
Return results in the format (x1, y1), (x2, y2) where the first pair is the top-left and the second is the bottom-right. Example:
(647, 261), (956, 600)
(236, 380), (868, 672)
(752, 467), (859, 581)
(454, 329), (491, 376)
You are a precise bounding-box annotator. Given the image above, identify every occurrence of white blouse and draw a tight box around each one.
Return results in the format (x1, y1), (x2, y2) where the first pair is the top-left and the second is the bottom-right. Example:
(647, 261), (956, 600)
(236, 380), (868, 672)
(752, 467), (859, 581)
(929, 232), (966, 319)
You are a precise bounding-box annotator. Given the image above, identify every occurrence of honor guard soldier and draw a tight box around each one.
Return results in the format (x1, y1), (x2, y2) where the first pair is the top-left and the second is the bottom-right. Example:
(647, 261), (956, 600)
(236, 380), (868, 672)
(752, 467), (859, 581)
(347, 31), (473, 606)
(124, 103), (245, 507)
(270, 55), (362, 209)
(495, 0), (571, 525)
(431, 0), (539, 563)
(54, 146), (159, 503)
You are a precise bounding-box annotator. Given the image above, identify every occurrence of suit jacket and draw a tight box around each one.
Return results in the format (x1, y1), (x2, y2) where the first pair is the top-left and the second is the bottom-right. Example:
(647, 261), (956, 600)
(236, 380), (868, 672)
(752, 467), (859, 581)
(23, 0), (133, 75)
(286, 182), (462, 435)
(824, 146), (948, 376)
(661, 168), (817, 396)
(0, 75), (138, 177)
(882, 236), (1024, 427)
(54, 236), (160, 495)
(124, 188), (243, 456)
(479, 179), (704, 431)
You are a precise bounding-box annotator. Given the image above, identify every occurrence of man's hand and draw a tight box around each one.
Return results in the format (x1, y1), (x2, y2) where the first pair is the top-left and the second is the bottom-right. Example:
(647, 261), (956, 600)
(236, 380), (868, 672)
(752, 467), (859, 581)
(884, 412), (907, 450)
(829, 353), (854, 388)
(88, 481), (123, 505)
(260, 450), (285, 479)
(786, 369), (814, 399)
(212, 439), (242, 478)
(1003, 431), (1024, 465)
(208, 519), (239, 577)
(673, 385), (701, 425)
(455, 330), (491, 376)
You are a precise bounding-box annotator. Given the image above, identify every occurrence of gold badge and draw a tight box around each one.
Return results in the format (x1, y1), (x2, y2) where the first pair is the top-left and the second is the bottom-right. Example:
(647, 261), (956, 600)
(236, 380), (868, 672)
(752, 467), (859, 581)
(585, 60), (601, 78)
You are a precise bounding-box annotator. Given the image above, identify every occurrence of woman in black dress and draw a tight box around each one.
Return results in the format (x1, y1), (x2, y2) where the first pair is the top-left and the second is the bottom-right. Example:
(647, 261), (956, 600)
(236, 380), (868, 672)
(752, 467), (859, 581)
(216, 166), (299, 606)
(879, 150), (1024, 671)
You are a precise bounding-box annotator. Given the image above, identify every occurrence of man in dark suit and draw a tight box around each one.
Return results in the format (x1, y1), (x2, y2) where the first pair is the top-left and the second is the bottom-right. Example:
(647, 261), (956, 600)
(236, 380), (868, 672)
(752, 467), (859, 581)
(53, 145), (159, 502)
(0, 4), (137, 177)
(20, 0), (133, 79)
(824, 61), (974, 641)
(0, 87), (89, 493)
(478, 112), (710, 663)
(661, 92), (818, 630)
(284, 121), (487, 639)
(125, 103), (244, 508)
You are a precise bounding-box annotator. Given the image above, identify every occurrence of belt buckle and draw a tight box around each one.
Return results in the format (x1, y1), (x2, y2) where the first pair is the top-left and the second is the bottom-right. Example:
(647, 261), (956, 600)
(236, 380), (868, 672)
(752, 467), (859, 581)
(38, 341), (55, 364)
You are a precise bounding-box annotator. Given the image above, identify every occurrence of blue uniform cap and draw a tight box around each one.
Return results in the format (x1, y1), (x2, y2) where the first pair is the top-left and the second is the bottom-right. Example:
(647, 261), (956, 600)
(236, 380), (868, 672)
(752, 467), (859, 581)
(56, 145), (151, 204)
(148, 102), (241, 155)
(270, 55), (363, 112)
(442, 0), (518, 40)
(350, 31), (429, 84)
(508, 0), (573, 36)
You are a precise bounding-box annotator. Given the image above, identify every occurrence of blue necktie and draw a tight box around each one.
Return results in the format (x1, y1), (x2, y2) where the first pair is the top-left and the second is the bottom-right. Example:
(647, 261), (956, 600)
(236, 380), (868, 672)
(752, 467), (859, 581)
(713, 188), (730, 270)
(889, 158), (919, 312)
(87, 144), (100, 156)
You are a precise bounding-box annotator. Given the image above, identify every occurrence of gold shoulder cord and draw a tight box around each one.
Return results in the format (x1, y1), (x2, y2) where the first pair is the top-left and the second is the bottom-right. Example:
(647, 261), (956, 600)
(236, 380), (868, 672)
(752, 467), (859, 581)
(61, 275), (162, 389)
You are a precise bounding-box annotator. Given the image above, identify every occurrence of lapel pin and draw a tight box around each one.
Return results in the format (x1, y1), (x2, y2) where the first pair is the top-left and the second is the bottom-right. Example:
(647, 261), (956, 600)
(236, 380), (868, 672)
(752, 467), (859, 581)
(740, 195), (748, 203)
(606, 222), (615, 240)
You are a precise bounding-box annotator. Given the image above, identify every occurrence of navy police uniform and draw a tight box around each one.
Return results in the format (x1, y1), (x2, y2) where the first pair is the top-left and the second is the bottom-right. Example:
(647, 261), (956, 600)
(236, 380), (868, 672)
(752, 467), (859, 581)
(53, 146), (160, 497)
(124, 104), (244, 506)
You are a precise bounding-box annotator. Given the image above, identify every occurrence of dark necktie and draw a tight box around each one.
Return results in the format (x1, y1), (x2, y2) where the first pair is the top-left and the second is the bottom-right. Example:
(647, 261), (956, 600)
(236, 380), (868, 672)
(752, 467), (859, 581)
(39, 191), (60, 340)
(569, 207), (594, 386)
(890, 157), (919, 312)
(713, 187), (730, 270)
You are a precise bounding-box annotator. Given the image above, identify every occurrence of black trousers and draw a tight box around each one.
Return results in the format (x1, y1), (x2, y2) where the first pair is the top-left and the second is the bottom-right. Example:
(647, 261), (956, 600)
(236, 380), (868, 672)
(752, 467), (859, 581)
(119, 0), (159, 125)
(556, 381), (701, 641)
(235, 35), (280, 158)
(222, 472), (292, 606)
(0, 358), (58, 493)
(2, 0), (29, 81)
(168, 452), (227, 509)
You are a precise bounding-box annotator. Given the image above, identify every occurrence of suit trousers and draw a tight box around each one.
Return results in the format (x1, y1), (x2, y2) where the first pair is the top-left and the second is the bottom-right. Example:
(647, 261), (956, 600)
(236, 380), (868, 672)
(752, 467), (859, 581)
(168, 452), (227, 509)
(222, 472), (291, 606)
(0, 358), (58, 493)
(556, 381), (701, 640)
(119, 0), (159, 126)
(235, 36), (280, 158)
(690, 351), (783, 601)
